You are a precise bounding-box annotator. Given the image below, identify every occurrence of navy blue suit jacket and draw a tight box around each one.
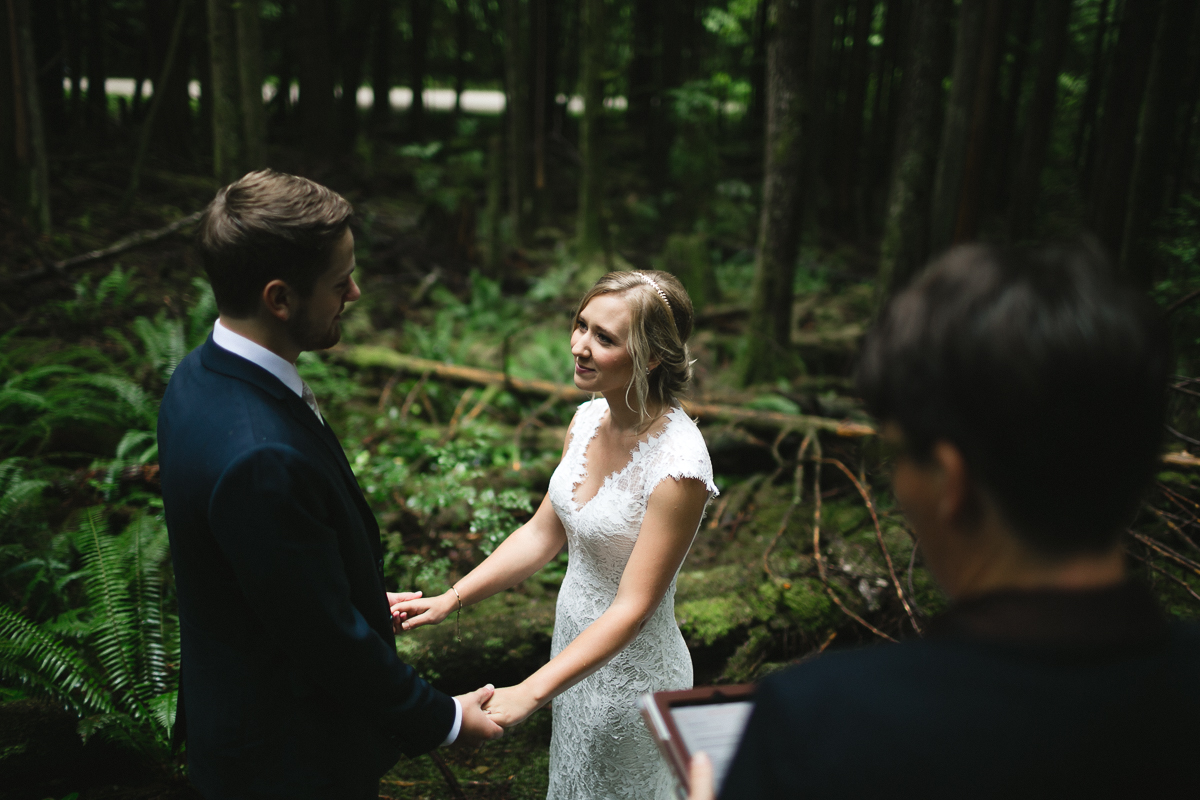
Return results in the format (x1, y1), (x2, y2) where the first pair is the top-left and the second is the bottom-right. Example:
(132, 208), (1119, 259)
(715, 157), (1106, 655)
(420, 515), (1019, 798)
(720, 585), (1200, 799)
(158, 336), (455, 800)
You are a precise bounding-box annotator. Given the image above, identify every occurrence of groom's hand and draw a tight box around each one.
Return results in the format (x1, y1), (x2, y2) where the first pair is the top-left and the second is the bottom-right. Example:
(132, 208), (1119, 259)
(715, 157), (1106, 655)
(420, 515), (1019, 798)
(454, 684), (504, 747)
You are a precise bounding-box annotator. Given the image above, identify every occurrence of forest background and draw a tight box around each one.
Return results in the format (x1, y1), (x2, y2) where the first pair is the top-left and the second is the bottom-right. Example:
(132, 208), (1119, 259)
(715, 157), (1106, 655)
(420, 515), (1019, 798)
(3, 0), (1200, 798)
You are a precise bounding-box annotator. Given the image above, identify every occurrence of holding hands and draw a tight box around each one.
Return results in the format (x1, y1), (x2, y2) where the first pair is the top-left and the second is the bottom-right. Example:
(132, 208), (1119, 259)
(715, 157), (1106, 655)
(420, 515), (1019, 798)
(389, 589), (459, 631)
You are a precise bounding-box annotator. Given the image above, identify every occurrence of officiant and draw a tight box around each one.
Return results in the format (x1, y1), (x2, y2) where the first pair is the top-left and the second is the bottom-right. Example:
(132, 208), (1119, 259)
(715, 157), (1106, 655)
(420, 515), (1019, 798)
(691, 242), (1200, 799)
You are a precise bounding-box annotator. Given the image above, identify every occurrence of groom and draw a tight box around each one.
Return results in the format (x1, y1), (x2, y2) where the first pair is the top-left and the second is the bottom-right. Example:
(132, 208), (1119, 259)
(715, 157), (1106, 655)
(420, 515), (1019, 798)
(159, 170), (502, 800)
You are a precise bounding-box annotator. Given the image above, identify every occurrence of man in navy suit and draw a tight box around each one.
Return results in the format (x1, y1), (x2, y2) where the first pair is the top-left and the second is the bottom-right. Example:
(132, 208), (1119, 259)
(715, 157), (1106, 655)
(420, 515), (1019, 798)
(689, 243), (1199, 799)
(159, 170), (502, 800)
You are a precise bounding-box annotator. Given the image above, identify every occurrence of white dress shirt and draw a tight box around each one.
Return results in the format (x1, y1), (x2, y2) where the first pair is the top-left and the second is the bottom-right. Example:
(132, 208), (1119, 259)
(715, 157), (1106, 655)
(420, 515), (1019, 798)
(210, 319), (463, 745)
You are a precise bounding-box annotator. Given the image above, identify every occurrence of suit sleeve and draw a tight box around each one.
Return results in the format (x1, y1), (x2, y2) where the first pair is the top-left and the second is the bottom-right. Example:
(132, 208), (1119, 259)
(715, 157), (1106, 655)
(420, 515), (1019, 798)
(719, 677), (795, 799)
(208, 443), (455, 755)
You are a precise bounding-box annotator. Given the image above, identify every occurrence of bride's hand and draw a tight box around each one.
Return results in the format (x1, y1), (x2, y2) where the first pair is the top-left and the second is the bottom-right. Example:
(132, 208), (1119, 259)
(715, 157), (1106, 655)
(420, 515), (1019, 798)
(481, 684), (540, 728)
(385, 591), (422, 633)
(390, 590), (457, 631)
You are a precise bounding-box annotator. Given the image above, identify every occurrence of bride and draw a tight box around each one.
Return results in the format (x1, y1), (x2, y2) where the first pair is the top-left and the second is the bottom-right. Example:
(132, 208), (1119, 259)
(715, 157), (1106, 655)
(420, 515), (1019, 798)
(393, 270), (717, 798)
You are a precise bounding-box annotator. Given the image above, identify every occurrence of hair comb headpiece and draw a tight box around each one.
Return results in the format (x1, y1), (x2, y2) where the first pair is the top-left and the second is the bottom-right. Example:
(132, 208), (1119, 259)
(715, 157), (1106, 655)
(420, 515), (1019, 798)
(638, 273), (671, 309)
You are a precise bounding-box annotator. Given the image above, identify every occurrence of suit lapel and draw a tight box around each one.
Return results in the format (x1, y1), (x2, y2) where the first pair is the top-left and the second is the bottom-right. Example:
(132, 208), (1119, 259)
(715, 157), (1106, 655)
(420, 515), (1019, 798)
(201, 337), (380, 543)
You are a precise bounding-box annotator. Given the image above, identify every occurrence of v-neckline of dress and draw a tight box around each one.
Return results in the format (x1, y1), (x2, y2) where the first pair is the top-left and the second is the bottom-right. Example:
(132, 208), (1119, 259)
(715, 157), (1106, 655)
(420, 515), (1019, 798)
(568, 402), (681, 513)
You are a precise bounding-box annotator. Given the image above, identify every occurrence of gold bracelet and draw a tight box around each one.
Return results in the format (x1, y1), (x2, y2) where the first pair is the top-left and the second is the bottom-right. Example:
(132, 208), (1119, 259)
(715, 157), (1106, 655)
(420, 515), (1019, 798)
(450, 585), (463, 642)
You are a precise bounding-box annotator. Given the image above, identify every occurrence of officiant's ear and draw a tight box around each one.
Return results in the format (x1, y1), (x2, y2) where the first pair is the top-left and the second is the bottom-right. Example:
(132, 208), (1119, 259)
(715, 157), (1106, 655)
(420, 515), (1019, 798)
(262, 279), (297, 322)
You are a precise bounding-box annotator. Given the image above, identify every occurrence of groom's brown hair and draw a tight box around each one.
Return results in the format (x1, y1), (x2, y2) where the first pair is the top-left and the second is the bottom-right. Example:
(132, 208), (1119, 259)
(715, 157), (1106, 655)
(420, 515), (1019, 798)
(197, 169), (353, 317)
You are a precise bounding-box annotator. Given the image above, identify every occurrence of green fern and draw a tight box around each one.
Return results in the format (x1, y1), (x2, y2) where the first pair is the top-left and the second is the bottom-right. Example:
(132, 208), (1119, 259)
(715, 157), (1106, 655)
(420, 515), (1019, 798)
(0, 509), (180, 759)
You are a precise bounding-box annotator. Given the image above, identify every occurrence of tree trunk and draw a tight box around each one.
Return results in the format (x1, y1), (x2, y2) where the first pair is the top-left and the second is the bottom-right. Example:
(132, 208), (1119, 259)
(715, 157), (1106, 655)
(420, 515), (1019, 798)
(298, 0), (335, 158)
(1119, 0), (1198, 284)
(989, 0), (1034, 217)
(371, 0), (391, 127)
(274, 0), (295, 124)
(576, 0), (605, 258)
(62, 0), (82, 128)
(31, 1), (65, 134)
(1008, 0), (1071, 241)
(85, 0), (106, 136)
(531, 0), (548, 222)
(951, 0), (1006, 243)
(800, 0), (835, 235)
(740, 0), (807, 386)
(206, 0), (244, 182)
(1168, 10), (1200, 207)
(1087, 0), (1162, 260)
(452, 0), (469, 121)
(336, 0), (370, 147)
(878, 0), (951, 295)
(628, 0), (657, 144)
(408, 0), (430, 141)
(649, 0), (683, 190)
(1074, 0), (1113, 179)
(4, 0), (51, 231)
(929, 0), (988, 254)
(485, 133), (503, 273)
(504, 0), (529, 245)
(236, 0), (266, 169)
(833, 0), (873, 239)
(747, 0), (768, 137)
(147, 0), (194, 160)
(868, 0), (907, 227)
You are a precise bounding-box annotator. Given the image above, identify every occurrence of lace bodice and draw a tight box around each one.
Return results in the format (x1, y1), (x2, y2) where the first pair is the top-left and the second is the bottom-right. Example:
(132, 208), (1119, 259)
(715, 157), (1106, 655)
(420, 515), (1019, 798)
(545, 398), (717, 799)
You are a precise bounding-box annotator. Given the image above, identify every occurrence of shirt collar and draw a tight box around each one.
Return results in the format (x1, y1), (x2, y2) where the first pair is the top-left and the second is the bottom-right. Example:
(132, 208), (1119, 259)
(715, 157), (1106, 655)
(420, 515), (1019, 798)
(211, 319), (304, 398)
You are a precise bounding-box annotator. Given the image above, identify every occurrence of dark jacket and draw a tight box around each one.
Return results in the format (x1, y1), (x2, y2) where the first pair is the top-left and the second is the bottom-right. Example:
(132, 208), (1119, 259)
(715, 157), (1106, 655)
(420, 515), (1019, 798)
(158, 337), (455, 800)
(720, 584), (1200, 799)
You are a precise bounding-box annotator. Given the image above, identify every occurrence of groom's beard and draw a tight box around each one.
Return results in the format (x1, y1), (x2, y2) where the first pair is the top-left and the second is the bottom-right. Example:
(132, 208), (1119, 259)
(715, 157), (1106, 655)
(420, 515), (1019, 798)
(288, 301), (343, 352)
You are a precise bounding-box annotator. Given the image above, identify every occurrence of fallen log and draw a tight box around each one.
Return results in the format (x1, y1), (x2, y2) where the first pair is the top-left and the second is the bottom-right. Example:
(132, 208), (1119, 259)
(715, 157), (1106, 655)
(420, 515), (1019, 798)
(334, 345), (877, 437)
(1, 210), (205, 288)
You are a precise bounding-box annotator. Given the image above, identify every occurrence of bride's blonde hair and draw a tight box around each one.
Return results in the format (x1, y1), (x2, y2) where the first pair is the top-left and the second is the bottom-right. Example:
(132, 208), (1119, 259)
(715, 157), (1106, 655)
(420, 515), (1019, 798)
(572, 271), (695, 428)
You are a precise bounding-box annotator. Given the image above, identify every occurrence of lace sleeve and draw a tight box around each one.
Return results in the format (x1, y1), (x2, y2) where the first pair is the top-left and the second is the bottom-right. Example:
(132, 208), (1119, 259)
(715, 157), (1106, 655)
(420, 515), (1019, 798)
(642, 413), (719, 500)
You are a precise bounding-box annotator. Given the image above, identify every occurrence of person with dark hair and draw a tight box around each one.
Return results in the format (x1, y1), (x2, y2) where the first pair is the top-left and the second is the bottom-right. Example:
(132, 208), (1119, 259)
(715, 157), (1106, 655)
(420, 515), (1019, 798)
(695, 243), (1200, 799)
(393, 270), (718, 799)
(159, 170), (502, 800)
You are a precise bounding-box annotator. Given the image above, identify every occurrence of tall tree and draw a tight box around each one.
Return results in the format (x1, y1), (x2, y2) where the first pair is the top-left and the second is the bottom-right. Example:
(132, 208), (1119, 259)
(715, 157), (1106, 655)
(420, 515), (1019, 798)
(878, 0), (950, 294)
(950, 0), (1006, 242)
(298, 0), (335, 157)
(800, 0), (834, 235)
(1008, 0), (1071, 241)
(30, 1), (65, 134)
(1087, 0), (1162, 260)
(408, 0), (431, 140)
(207, 0), (244, 181)
(237, 0), (266, 169)
(147, 0), (195, 159)
(628, 0), (658, 145)
(1073, 0), (1113, 180)
(452, 0), (470, 122)
(741, 0), (807, 385)
(989, 0), (1035, 215)
(370, 0), (392, 128)
(868, 0), (907, 216)
(833, 0), (874, 239)
(1119, 0), (1199, 282)
(2, 0), (51, 231)
(576, 0), (605, 257)
(504, 0), (529, 244)
(336, 0), (370, 147)
(929, 0), (989, 253)
(85, 0), (107, 135)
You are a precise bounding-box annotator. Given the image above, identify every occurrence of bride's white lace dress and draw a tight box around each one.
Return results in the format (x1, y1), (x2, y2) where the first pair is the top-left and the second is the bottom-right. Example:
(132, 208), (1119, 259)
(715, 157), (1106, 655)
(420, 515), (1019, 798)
(545, 398), (718, 799)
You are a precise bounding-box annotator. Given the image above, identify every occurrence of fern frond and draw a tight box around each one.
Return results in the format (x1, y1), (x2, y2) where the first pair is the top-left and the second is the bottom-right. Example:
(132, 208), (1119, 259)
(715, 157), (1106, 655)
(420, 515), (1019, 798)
(0, 605), (115, 716)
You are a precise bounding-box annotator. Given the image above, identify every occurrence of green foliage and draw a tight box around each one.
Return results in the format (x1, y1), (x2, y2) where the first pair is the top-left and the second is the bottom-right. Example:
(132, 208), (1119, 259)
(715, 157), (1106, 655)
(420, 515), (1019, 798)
(0, 509), (179, 762)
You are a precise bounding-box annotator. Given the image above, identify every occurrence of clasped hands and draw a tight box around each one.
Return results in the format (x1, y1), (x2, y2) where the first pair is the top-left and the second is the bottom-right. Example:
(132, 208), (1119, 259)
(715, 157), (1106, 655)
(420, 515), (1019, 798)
(387, 591), (541, 739)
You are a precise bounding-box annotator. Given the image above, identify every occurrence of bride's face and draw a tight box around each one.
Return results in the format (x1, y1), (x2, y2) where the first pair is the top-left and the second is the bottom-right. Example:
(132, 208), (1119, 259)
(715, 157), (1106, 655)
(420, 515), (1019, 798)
(571, 293), (635, 395)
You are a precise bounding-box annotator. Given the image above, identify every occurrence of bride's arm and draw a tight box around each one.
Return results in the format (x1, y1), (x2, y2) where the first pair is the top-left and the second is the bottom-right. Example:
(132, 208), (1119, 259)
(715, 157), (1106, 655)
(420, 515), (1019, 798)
(395, 492), (568, 630)
(482, 475), (711, 726)
(390, 422), (575, 630)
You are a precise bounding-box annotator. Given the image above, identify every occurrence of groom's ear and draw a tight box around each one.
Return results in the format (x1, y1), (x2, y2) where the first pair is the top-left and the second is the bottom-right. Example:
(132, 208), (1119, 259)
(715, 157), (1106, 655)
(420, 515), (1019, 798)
(262, 279), (296, 322)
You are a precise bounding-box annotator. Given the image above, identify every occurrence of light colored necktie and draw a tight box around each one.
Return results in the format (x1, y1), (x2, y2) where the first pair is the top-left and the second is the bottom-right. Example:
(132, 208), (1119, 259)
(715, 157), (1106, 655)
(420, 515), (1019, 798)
(301, 381), (324, 424)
